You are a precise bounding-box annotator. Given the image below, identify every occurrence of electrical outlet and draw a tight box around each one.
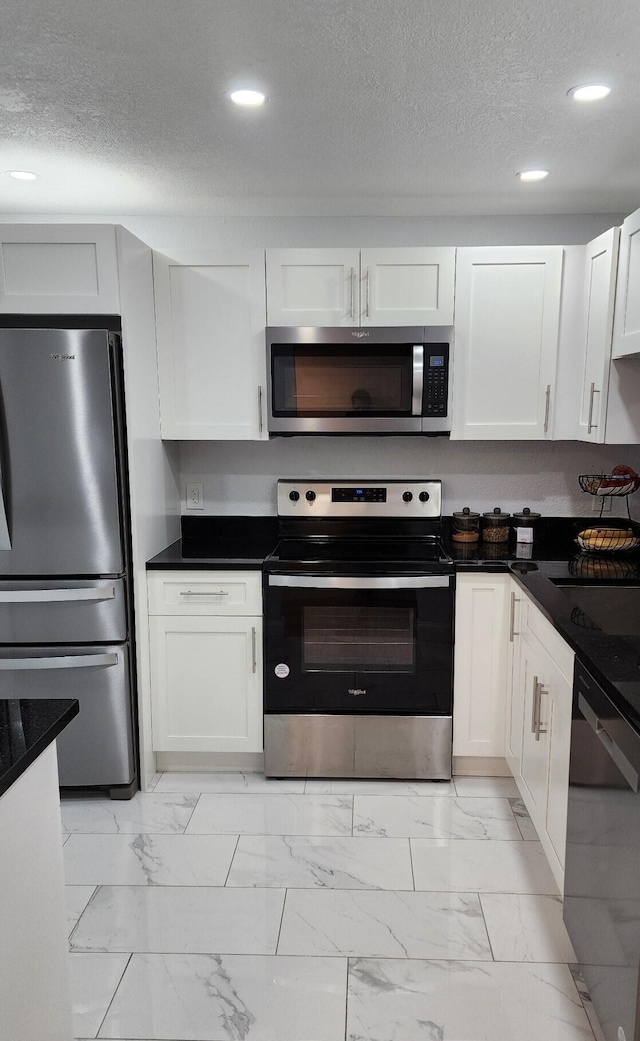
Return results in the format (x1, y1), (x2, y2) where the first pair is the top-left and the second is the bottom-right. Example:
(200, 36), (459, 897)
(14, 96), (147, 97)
(185, 482), (204, 510)
(600, 496), (613, 513)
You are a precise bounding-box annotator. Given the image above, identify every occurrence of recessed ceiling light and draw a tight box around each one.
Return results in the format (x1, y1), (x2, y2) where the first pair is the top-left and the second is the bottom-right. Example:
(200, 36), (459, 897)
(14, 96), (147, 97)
(229, 89), (266, 107)
(569, 84), (611, 102)
(6, 170), (38, 180)
(517, 169), (549, 182)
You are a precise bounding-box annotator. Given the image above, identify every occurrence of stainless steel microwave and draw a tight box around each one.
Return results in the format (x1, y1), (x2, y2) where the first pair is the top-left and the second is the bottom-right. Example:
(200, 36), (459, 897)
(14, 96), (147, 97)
(266, 327), (451, 435)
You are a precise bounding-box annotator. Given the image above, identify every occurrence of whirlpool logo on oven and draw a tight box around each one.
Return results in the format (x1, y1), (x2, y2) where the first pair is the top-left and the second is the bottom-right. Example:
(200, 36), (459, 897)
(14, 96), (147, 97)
(348, 688), (367, 696)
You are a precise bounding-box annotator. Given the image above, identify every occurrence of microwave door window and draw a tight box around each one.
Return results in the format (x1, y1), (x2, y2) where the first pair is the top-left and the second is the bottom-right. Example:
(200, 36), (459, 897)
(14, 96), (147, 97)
(272, 346), (414, 417)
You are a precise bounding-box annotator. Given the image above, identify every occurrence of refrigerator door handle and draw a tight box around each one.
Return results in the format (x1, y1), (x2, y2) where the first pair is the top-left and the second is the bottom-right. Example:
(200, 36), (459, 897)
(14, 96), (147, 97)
(0, 462), (10, 550)
(0, 652), (118, 671)
(0, 586), (116, 603)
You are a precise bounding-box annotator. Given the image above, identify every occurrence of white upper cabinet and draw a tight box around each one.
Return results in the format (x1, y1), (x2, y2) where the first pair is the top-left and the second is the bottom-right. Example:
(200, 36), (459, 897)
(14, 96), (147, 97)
(612, 206), (640, 358)
(266, 247), (456, 326)
(451, 247), (564, 440)
(153, 250), (267, 440)
(0, 224), (120, 314)
(576, 228), (620, 442)
(266, 248), (360, 326)
(359, 248), (455, 325)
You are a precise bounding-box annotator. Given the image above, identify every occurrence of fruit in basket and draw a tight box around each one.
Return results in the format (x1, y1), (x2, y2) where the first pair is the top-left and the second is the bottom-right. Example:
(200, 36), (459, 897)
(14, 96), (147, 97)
(599, 464), (639, 492)
(577, 526), (638, 552)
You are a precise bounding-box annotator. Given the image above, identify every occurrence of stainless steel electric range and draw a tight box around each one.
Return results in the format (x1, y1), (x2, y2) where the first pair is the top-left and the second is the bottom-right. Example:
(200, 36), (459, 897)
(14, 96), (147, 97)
(263, 479), (455, 779)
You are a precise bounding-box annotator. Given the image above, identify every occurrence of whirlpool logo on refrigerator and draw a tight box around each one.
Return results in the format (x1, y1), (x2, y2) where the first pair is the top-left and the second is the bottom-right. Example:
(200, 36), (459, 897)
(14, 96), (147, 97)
(348, 688), (367, 696)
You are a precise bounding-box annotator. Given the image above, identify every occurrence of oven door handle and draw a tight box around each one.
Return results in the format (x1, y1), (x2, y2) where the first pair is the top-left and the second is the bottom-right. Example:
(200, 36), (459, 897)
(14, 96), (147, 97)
(268, 575), (452, 589)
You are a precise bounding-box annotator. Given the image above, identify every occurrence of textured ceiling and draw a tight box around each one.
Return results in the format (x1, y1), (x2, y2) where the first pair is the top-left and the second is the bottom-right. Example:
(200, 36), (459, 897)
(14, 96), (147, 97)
(1, 0), (639, 216)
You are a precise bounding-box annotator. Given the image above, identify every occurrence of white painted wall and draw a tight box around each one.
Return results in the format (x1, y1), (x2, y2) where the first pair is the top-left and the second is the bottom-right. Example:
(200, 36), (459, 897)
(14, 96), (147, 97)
(180, 439), (640, 520)
(0, 212), (627, 248)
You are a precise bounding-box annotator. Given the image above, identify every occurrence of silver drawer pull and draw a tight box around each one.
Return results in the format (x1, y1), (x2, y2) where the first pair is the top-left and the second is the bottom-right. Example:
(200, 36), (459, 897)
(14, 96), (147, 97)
(0, 586), (115, 603)
(0, 652), (118, 671)
(179, 590), (230, 596)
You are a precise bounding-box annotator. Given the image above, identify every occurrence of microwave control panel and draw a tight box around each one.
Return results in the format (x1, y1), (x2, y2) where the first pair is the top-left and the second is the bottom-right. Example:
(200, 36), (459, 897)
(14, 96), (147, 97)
(423, 347), (449, 417)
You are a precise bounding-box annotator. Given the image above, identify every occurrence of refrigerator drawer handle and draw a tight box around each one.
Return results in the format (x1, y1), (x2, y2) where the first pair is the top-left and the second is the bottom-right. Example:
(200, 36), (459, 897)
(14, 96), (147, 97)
(0, 652), (119, 671)
(0, 587), (116, 604)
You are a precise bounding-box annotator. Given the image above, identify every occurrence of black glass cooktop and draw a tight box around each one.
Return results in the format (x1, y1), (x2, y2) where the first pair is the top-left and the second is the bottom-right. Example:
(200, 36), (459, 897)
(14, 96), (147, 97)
(265, 537), (453, 573)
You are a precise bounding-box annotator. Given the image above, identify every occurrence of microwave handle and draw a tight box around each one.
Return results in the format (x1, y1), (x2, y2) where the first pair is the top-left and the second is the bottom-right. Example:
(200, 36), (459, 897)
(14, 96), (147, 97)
(412, 346), (424, 416)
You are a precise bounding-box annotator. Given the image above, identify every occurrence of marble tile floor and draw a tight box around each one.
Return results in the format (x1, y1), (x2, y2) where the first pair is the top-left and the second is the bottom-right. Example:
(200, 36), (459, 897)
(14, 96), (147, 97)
(63, 771), (603, 1041)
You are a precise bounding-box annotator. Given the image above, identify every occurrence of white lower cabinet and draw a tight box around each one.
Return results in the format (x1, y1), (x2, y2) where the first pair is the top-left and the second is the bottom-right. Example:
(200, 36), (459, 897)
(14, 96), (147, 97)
(506, 580), (574, 890)
(147, 571), (263, 753)
(453, 574), (509, 758)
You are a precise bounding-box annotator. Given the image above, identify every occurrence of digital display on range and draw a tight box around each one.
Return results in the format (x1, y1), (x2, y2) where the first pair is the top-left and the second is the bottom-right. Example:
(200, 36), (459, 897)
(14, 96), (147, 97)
(429, 356), (445, 367)
(332, 487), (387, 503)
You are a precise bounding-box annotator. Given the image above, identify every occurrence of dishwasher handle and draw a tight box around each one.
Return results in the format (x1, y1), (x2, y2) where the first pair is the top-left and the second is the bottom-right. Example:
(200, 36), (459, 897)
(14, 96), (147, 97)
(578, 692), (639, 794)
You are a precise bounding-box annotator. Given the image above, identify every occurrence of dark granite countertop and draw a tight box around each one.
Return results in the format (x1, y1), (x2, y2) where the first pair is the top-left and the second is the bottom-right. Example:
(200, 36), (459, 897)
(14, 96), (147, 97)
(0, 699), (79, 798)
(146, 513), (640, 734)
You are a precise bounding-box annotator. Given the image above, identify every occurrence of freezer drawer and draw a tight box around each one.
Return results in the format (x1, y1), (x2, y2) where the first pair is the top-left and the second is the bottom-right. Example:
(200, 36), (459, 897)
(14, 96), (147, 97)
(0, 578), (127, 643)
(0, 644), (134, 787)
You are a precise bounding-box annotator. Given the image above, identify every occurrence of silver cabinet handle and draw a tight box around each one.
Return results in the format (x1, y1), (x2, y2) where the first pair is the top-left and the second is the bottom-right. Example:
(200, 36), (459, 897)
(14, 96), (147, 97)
(531, 676), (539, 734)
(535, 682), (549, 740)
(349, 267), (355, 320)
(587, 382), (599, 434)
(0, 586), (115, 603)
(0, 652), (118, 671)
(258, 385), (264, 436)
(269, 574), (451, 589)
(251, 625), (257, 673)
(365, 267), (371, 318)
(412, 345), (424, 416)
(509, 591), (519, 642)
(179, 589), (229, 596)
(0, 469), (10, 551)
(545, 385), (553, 428)
(531, 677), (549, 741)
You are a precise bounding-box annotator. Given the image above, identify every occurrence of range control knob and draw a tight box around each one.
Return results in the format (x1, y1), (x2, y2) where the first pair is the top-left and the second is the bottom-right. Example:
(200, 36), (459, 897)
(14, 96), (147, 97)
(402, 491), (413, 503)
(419, 491), (430, 503)
(289, 490), (300, 502)
(305, 490), (317, 502)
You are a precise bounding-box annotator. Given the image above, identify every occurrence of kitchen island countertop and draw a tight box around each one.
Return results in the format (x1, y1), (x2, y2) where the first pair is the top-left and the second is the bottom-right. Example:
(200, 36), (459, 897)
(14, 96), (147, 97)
(0, 698), (79, 799)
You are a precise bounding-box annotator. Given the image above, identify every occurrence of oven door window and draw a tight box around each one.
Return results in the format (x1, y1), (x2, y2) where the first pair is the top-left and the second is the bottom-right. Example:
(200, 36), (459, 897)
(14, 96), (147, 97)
(303, 605), (414, 672)
(265, 583), (453, 715)
(271, 345), (414, 417)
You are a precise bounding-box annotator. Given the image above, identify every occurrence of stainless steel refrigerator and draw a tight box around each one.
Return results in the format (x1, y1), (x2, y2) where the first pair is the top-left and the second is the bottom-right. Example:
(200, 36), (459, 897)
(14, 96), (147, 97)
(0, 328), (137, 798)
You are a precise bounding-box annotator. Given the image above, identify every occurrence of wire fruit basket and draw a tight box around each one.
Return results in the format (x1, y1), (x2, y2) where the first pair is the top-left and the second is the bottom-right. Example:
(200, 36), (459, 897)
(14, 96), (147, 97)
(578, 468), (640, 519)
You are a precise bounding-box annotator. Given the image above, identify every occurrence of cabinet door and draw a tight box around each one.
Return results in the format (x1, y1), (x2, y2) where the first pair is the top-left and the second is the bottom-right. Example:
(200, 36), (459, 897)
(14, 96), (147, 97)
(452, 247), (563, 439)
(545, 667), (572, 871)
(360, 248), (455, 326)
(577, 228), (620, 442)
(453, 574), (509, 757)
(154, 250), (267, 439)
(612, 207), (640, 358)
(149, 615), (263, 752)
(519, 635), (551, 825)
(0, 224), (120, 313)
(266, 248), (360, 326)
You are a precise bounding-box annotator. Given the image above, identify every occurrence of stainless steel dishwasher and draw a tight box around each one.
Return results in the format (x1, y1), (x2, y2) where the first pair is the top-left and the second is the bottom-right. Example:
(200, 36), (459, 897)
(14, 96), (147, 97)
(563, 659), (640, 1041)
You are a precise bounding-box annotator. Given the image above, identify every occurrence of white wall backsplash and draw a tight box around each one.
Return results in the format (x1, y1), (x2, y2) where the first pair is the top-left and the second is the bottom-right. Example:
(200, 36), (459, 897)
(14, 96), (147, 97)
(180, 439), (640, 519)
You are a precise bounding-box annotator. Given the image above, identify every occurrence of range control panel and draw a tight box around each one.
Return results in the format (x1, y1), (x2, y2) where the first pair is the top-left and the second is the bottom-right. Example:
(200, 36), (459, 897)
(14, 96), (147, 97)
(277, 480), (442, 519)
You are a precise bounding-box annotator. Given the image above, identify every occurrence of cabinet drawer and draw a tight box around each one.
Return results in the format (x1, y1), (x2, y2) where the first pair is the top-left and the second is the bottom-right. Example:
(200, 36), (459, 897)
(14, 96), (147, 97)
(147, 571), (262, 616)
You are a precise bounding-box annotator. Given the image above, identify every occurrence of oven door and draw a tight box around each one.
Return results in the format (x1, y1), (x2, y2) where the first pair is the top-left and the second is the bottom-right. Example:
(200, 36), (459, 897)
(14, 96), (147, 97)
(264, 574), (454, 714)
